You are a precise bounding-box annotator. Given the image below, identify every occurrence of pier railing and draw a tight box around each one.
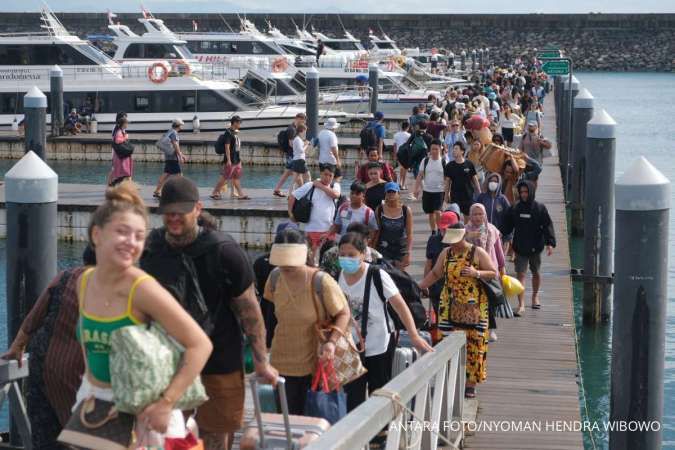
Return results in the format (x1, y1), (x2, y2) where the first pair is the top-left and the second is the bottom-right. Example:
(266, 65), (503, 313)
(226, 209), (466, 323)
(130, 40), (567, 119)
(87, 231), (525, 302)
(306, 332), (467, 450)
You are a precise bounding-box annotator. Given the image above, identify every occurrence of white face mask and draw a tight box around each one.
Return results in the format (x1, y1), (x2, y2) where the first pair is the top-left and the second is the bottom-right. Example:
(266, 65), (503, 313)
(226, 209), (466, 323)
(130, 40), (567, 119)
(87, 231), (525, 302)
(488, 181), (499, 192)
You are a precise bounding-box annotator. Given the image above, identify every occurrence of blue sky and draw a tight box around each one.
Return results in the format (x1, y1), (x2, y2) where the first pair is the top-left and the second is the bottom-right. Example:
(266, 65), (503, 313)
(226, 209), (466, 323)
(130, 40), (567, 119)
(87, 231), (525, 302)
(2, 0), (673, 13)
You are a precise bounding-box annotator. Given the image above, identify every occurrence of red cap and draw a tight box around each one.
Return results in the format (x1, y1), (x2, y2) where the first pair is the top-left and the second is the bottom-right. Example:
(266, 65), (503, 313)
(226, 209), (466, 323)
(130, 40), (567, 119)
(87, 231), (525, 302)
(438, 211), (459, 231)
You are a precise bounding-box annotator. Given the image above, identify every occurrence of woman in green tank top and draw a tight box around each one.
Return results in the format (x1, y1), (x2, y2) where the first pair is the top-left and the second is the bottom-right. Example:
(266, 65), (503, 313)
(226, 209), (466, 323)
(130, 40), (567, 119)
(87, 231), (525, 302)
(76, 182), (213, 434)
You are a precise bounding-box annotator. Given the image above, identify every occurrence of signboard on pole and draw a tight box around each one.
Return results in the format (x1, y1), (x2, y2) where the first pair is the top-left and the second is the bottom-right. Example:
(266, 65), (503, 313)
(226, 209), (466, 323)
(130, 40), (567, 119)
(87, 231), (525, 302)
(538, 50), (561, 59)
(542, 59), (570, 75)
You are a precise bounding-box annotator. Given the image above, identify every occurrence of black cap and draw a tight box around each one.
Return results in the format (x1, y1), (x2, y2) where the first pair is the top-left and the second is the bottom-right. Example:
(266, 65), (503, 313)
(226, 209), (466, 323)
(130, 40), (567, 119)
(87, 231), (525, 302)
(158, 177), (200, 214)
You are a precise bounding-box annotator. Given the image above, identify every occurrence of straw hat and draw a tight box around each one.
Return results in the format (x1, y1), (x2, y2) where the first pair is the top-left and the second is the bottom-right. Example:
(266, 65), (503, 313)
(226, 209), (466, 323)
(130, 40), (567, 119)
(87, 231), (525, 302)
(269, 243), (308, 267)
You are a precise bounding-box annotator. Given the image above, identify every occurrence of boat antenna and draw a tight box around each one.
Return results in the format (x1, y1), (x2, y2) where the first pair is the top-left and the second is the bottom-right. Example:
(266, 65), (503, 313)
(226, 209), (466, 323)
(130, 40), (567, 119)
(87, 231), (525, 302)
(218, 13), (235, 32)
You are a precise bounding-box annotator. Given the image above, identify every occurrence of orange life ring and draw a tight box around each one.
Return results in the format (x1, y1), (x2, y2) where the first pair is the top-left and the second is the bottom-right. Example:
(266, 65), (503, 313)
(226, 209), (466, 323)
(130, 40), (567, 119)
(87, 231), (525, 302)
(148, 62), (169, 83)
(272, 57), (288, 73)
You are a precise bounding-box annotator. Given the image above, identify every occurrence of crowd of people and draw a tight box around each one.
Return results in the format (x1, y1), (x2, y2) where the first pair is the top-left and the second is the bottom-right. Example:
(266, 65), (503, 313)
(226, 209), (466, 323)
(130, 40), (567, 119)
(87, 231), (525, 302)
(3, 60), (560, 450)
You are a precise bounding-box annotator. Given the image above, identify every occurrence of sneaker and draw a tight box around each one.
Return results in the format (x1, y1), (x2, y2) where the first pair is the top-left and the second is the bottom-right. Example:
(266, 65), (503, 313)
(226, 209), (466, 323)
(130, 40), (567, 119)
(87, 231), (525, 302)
(489, 330), (498, 342)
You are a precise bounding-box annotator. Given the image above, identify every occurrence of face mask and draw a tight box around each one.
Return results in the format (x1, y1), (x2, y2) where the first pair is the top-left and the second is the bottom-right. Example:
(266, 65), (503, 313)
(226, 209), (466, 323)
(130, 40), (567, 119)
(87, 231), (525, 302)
(488, 181), (499, 192)
(339, 256), (361, 274)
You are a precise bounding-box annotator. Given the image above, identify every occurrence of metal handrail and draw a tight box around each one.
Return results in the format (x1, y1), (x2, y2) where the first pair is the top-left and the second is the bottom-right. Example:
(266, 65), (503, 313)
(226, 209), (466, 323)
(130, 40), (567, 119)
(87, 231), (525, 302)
(306, 333), (467, 450)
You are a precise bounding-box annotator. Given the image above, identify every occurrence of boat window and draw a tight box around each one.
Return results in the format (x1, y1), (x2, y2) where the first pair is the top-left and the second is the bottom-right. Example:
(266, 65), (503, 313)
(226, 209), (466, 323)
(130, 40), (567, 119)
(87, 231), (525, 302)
(134, 95), (151, 112)
(0, 44), (102, 65)
(0, 93), (21, 114)
(375, 42), (395, 50)
(198, 90), (239, 112)
(123, 43), (182, 59)
(123, 44), (142, 59)
(274, 79), (299, 96)
(280, 44), (315, 56)
(290, 71), (306, 92)
(324, 41), (364, 51)
(183, 95), (196, 111)
(174, 45), (195, 59)
(250, 41), (281, 55)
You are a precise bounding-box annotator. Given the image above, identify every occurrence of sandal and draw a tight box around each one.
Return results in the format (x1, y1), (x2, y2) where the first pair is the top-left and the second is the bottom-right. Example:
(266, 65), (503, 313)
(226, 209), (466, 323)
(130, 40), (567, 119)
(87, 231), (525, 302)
(209, 194), (222, 200)
(514, 306), (525, 317)
(532, 304), (541, 310)
(273, 190), (286, 198)
(465, 386), (476, 398)
(236, 195), (251, 200)
(152, 191), (161, 198)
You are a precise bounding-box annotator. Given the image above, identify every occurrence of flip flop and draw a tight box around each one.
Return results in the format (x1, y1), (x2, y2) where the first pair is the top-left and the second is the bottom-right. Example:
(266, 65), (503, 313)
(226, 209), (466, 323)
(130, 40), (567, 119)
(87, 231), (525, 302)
(273, 190), (286, 198)
(209, 194), (222, 200)
(236, 195), (251, 200)
(532, 304), (541, 310)
(465, 386), (476, 398)
(152, 191), (161, 198)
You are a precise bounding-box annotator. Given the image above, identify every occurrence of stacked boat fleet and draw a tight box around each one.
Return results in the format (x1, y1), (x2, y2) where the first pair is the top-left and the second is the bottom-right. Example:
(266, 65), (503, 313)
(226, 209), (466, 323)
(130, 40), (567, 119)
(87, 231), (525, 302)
(0, 8), (471, 132)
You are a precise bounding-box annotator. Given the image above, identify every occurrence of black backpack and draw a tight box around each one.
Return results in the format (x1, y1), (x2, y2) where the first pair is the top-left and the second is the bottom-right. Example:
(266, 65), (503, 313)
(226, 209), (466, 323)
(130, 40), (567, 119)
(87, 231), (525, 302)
(359, 122), (379, 149)
(215, 129), (231, 155)
(277, 128), (293, 157)
(361, 263), (428, 338)
(292, 186), (315, 223)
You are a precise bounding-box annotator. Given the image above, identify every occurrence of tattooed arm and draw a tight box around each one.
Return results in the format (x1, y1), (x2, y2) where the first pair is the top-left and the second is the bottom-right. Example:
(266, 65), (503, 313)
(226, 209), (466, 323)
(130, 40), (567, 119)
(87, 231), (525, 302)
(231, 284), (279, 385)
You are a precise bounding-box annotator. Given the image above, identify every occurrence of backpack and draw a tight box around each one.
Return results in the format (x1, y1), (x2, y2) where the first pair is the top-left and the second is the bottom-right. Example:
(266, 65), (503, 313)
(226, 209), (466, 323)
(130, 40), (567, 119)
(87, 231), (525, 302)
(410, 134), (428, 166)
(334, 202), (372, 234)
(292, 186), (315, 223)
(268, 267), (324, 300)
(156, 130), (176, 158)
(421, 156), (447, 178)
(277, 128), (293, 157)
(359, 122), (379, 149)
(361, 263), (428, 338)
(215, 129), (231, 155)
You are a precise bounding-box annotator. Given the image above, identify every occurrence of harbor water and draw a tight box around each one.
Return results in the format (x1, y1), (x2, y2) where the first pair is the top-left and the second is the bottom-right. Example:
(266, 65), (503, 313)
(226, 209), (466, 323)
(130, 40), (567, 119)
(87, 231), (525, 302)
(0, 72), (672, 448)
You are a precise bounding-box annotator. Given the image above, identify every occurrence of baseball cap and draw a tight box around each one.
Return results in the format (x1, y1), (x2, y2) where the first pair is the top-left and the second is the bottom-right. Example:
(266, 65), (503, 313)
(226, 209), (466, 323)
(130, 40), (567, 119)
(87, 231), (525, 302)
(158, 177), (200, 214)
(438, 211), (459, 231)
(172, 118), (185, 127)
(445, 203), (462, 219)
(374, 111), (385, 120)
(384, 181), (400, 193)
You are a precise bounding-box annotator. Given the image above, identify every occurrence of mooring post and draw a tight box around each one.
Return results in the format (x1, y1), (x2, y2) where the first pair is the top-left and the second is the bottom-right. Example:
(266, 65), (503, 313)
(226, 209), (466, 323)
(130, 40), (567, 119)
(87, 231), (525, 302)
(49, 65), (64, 137)
(460, 50), (466, 71)
(369, 63), (379, 116)
(570, 88), (594, 236)
(582, 109), (616, 324)
(554, 76), (561, 137)
(560, 75), (579, 189)
(610, 156), (669, 450)
(471, 49), (477, 71)
(305, 67), (319, 141)
(23, 86), (47, 160)
(478, 48), (484, 69)
(484, 47), (489, 66)
(5, 151), (58, 447)
(447, 51), (455, 70)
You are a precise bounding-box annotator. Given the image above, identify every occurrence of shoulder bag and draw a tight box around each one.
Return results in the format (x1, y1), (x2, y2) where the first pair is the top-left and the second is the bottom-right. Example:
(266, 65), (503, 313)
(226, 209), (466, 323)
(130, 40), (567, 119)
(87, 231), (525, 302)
(109, 322), (208, 415)
(310, 270), (367, 390)
(291, 186), (315, 223)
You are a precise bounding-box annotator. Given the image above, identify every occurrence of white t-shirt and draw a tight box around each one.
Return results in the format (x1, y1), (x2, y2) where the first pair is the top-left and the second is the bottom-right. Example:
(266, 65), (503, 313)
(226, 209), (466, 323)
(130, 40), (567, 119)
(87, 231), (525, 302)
(339, 264), (398, 357)
(333, 202), (378, 235)
(318, 129), (338, 165)
(293, 181), (341, 232)
(292, 135), (306, 161)
(393, 131), (411, 150)
(418, 157), (445, 193)
(499, 115), (517, 129)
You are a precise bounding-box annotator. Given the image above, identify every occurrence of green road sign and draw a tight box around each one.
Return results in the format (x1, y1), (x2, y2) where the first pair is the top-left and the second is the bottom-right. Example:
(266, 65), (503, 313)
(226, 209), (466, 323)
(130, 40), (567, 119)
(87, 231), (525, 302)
(542, 59), (570, 75)
(538, 50), (561, 59)
(543, 45), (559, 50)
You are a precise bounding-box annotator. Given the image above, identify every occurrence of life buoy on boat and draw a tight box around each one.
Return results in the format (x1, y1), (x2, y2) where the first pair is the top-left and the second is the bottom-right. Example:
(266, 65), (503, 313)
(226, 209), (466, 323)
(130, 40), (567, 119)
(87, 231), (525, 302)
(272, 57), (289, 73)
(148, 62), (169, 83)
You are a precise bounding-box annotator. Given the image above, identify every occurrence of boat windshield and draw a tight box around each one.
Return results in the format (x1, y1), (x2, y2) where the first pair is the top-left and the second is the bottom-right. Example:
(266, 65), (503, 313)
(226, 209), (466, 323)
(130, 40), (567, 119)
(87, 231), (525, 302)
(72, 43), (113, 65)
(324, 41), (364, 51)
(280, 43), (315, 56)
(375, 42), (395, 50)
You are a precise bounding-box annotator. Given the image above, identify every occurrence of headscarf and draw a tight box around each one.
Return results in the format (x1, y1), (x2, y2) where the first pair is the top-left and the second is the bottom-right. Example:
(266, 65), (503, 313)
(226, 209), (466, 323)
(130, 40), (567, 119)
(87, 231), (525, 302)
(465, 203), (500, 269)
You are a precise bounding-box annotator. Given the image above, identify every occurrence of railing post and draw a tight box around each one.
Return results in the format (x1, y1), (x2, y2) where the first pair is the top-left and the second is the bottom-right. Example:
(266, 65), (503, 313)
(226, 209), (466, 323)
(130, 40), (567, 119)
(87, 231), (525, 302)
(368, 63), (379, 116)
(560, 75), (579, 190)
(305, 67), (319, 141)
(471, 49), (477, 71)
(23, 86), (47, 161)
(570, 88), (594, 236)
(460, 50), (466, 71)
(611, 157), (669, 450)
(0, 357), (31, 450)
(49, 65), (64, 137)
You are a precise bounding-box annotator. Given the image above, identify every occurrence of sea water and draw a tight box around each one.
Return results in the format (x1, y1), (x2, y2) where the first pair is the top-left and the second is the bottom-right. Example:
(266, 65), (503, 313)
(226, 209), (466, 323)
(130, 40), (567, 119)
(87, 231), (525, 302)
(572, 72), (675, 449)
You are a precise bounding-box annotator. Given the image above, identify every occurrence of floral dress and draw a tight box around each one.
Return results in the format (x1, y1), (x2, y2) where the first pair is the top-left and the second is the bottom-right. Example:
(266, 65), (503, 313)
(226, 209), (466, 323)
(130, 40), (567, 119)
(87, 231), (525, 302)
(439, 245), (489, 384)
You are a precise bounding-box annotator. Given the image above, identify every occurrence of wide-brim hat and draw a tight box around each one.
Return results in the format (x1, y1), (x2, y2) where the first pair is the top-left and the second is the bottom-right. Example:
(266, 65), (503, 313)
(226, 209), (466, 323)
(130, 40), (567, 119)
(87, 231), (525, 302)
(442, 228), (466, 244)
(324, 118), (340, 130)
(269, 243), (308, 267)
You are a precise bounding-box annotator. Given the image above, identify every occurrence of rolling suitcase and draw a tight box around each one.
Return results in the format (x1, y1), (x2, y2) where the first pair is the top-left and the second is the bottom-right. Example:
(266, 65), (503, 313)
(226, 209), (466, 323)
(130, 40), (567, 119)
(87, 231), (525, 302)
(391, 346), (418, 378)
(240, 376), (330, 450)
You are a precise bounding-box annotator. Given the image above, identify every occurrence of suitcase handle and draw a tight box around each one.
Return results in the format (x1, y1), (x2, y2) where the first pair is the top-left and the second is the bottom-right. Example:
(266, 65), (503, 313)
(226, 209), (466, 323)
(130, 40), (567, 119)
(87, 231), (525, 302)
(250, 376), (293, 450)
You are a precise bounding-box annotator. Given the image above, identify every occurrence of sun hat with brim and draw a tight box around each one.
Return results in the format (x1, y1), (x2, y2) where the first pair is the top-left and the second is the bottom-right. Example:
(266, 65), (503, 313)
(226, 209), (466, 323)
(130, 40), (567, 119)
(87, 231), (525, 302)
(324, 118), (340, 130)
(442, 228), (466, 244)
(158, 177), (199, 214)
(269, 243), (308, 267)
